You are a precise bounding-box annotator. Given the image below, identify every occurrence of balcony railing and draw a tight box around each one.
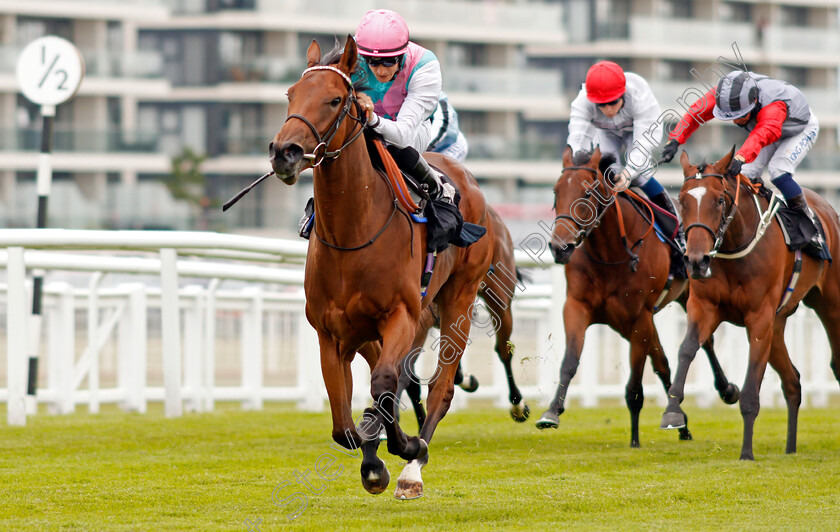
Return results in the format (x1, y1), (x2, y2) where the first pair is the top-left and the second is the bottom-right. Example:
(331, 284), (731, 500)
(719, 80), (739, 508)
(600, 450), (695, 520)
(446, 67), (561, 97)
(254, 0), (563, 34)
(0, 129), (161, 153)
(1, 46), (165, 79)
(467, 135), (563, 161)
(218, 58), (305, 84)
(83, 50), (166, 79)
(762, 26), (840, 56)
(629, 17), (757, 49)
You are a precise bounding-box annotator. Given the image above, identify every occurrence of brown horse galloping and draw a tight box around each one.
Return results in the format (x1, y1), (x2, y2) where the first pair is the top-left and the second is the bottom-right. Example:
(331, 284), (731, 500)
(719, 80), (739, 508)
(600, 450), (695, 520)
(536, 146), (738, 447)
(269, 37), (494, 499)
(661, 148), (840, 460)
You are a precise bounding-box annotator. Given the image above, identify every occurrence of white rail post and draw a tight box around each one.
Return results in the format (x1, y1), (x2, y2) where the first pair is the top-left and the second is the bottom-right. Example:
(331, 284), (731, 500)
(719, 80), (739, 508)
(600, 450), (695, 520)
(87, 272), (103, 414)
(118, 283), (147, 413)
(297, 304), (324, 411)
(183, 285), (204, 413)
(545, 265), (566, 406)
(203, 279), (220, 412)
(241, 286), (264, 410)
(7, 247), (28, 425)
(47, 282), (75, 415)
(160, 248), (183, 418)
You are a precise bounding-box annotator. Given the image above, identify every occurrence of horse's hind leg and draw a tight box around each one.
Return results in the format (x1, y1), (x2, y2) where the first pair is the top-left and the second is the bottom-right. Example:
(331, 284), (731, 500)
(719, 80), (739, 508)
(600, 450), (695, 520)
(808, 295), (840, 388)
(701, 334), (740, 404)
(398, 350), (426, 431)
(768, 322), (801, 454)
(536, 300), (589, 429)
(486, 294), (528, 422)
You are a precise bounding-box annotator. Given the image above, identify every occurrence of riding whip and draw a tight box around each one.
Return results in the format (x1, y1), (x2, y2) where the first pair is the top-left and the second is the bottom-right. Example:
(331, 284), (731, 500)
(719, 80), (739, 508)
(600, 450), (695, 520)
(222, 171), (274, 211)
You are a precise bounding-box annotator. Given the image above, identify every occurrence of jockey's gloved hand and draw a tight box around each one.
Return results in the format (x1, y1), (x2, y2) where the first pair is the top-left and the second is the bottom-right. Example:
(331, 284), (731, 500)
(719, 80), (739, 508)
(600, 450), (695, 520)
(660, 139), (680, 163)
(605, 163), (630, 191)
(727, 156), (745, 178)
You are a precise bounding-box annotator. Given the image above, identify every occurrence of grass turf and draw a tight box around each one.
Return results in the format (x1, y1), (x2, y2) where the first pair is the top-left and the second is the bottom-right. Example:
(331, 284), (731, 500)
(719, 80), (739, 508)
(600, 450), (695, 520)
(1, 401), (839, 530)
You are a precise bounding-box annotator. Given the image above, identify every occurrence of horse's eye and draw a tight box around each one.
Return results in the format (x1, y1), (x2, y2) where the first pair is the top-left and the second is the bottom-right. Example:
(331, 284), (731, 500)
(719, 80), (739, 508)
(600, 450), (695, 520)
(330, 97), (341, 106)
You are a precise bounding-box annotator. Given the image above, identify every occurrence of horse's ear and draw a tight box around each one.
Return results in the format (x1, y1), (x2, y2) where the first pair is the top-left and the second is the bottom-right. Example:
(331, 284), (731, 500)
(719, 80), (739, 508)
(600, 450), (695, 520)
(714, 145), (737, 174)
(338, 35), (358, 74)
(679, 150), (691, 174)
(306, 40), (321, 67)
(591, 146), (602, 166)
(562, 145), (573, 166)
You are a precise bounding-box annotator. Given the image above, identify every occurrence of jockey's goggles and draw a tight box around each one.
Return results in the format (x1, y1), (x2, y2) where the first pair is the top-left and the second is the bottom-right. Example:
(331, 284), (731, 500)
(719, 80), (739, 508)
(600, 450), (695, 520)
(363, 55), (402, 67)
(597, 96), (623, 108)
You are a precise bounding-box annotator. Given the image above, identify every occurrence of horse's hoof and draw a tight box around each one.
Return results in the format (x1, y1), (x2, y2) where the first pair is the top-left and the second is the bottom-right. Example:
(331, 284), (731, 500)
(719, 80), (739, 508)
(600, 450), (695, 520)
(459, 375), (479, 393)
(660, 411), (686, 430)
(360, 459), (390, 495)
(721, 383), (740, 405)
(394, 460), (423, 500)
(535, 411), (559, 430)
(510, 402), (530, 423)
(678, 427), (693, 441)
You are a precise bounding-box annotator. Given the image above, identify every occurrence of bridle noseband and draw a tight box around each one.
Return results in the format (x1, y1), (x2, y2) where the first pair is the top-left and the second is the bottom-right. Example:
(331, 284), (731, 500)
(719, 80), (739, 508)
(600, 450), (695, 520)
(683, 171), (741, 255)
(553, 165), (609, 247)
(284, 65), (366, 167)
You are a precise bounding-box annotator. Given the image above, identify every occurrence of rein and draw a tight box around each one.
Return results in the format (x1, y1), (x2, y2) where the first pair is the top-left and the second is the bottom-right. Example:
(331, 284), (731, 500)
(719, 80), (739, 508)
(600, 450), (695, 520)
(554, 165), (655, 270)
(684, 172), (765, 257)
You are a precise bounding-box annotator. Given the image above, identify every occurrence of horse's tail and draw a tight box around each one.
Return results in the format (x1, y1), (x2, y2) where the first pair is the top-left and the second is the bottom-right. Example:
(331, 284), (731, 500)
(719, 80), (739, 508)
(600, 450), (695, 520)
(515, 267), (532, 284)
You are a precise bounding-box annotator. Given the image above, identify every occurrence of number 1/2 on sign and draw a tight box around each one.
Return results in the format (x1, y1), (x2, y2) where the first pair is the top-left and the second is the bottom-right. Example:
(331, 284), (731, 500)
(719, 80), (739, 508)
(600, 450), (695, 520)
(17, 35), (85, 107)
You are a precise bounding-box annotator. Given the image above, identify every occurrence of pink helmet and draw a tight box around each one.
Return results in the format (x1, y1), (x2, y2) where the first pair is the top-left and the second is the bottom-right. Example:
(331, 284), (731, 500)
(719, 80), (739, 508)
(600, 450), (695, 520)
(355, 9), (410, 57)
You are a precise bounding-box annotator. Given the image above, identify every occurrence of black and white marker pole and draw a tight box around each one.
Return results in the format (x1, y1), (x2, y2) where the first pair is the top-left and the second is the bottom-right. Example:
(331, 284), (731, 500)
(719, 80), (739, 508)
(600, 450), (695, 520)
(15, 36), (84, 418)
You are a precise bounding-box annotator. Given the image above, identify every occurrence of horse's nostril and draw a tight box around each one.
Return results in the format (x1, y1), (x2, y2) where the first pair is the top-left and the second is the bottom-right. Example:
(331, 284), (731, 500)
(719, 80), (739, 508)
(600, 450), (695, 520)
(268, 142), (276, 161)
(282, 143), (304, 164)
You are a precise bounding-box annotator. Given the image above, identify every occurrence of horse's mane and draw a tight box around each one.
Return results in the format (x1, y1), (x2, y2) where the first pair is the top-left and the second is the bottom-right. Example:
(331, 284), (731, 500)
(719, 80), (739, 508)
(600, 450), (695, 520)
(320, 40), (369, 93)
(568, 147), (616, 176)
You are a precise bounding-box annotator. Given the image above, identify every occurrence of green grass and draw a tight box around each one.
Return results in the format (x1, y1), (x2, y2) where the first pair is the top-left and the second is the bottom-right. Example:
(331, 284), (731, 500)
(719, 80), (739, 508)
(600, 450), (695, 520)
(1, 401), (839, 531)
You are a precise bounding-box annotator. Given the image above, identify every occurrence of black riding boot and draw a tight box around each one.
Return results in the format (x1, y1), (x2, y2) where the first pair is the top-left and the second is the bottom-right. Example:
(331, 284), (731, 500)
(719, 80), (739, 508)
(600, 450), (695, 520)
(650, 192), (687, 278)
(787, 194), (825, 248)
(389, 146), (454, 203)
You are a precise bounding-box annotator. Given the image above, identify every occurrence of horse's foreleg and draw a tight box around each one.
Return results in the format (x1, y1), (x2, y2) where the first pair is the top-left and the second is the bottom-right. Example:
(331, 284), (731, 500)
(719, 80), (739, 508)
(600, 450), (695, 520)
(393, 297), (473, 501)
(738, 312), (774, 460)
(317, 332), (360, 450)
(768, 320), (801, 455)
(536, 300), (590, 430)
(700, 334), (740, 404)
(661, 300), (719, 431)
(371, 305), (426, 462)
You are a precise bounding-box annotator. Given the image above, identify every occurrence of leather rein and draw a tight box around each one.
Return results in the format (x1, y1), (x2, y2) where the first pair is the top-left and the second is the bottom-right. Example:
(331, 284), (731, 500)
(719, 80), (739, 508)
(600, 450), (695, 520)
(554, 165), (655, 271)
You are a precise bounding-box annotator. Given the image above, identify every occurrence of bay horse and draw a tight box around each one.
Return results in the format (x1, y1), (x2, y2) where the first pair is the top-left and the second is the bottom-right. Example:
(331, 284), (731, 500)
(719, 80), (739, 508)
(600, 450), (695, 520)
(398, 205), (530, 429)
(536, 146), (739, 447)
(661, 148), (840, 460)
(268, 37), (494, 499)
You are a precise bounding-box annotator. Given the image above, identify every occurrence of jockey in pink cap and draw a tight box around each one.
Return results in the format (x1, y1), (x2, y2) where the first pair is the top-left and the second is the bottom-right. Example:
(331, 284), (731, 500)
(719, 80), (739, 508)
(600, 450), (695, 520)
(353, 9), (455, 203)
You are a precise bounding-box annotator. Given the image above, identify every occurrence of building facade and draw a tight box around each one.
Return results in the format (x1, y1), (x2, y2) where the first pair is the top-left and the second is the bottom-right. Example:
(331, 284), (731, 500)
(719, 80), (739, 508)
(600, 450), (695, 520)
(1, 0), (838, 237)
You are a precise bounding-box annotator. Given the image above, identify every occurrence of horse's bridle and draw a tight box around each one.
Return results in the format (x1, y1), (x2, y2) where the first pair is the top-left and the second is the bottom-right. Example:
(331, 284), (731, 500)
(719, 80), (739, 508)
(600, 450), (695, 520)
(683, 171), (743, 255)
(284, 65), (367, 167)
(553, 166), (612, 247)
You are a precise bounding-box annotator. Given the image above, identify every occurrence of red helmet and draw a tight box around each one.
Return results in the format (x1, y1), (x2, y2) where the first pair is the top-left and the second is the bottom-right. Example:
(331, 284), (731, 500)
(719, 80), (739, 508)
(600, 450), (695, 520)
(585, 61), (626, 104)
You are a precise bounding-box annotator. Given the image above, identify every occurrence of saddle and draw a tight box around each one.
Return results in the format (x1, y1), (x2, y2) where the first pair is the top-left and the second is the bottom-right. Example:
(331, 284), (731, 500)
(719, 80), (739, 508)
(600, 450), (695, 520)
(365, 133), (485, 254)
(775, 198), (832, 262)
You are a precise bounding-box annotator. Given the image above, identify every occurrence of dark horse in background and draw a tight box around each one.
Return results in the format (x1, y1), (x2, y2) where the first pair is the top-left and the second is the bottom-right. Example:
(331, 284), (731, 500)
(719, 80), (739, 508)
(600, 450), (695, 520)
(536, 146), (739, 447)
(661, 148), (840, 459)
(397, 205), (531, 430)
(269, 37), (495, 499)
